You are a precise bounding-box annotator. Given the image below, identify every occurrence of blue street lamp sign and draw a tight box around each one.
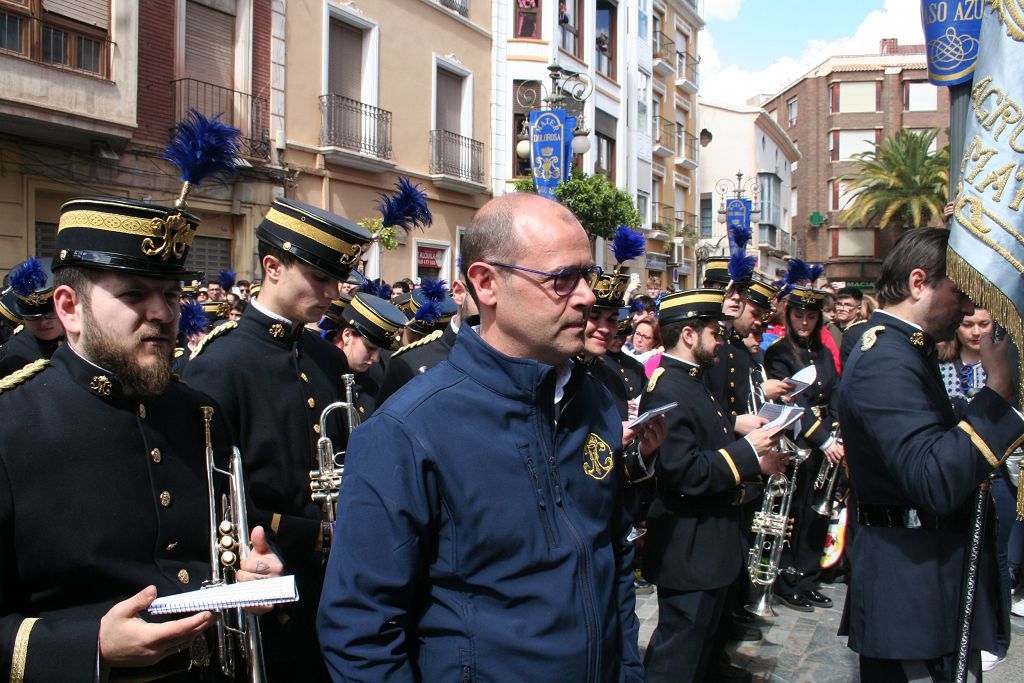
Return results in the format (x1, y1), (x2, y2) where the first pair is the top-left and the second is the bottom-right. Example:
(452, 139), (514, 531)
(530, 109), (567, 199)
(725, 198), (752, 231)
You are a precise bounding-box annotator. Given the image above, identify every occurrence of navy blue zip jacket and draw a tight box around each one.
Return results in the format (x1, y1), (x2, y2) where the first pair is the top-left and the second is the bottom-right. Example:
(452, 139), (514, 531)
(318, 324), (642, 682)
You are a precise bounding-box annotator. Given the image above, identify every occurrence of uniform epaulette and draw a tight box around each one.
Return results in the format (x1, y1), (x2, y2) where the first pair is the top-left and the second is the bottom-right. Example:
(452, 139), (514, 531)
(391, 328), (443, 359)
(173, 347), (185, 359)
(860, 325), (886, 351)
(0, 358), (50, 395)
(11, 325), (23, 335)
(647, 367), (665, 392)
(847, 319), (867, 329)
(190, 320), (238, 360)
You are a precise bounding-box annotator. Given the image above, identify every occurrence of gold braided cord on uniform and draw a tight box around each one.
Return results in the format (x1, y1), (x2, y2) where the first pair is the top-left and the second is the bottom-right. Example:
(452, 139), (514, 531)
(10, 617), (39, 683)
(0, 359), (50, 395)
(189, 321), (238, 360)
(391, 329), (442, 359)
(947, 249), (1024, 519)
(718, 448), (741, 486)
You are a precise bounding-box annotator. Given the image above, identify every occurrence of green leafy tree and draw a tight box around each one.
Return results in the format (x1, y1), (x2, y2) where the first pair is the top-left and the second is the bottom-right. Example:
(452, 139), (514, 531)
(838, 128), (949, 230)
(513, 171), (642, 240)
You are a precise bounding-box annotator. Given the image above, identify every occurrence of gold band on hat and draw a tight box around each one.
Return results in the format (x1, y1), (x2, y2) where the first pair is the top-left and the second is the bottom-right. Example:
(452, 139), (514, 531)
(59, 209), (165, 237)
(658, 293), (724, 310)
(264, 208), (366, 266)
(351, 295), (402, 334)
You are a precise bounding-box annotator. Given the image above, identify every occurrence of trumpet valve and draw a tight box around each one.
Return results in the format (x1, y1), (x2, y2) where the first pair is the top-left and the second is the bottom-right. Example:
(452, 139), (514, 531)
(219, 534), (236, 550)
(218, 519), (234, 536)
(220, 549), (237, 567)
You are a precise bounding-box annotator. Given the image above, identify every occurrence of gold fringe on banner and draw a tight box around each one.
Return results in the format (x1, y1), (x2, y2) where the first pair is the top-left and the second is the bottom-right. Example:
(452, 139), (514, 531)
(947, 247), (1024, 520)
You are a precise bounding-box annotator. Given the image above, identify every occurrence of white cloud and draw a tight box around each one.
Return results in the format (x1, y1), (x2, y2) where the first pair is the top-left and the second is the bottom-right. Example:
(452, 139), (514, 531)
(699, 0), (925, 107)
(703, 0), (743, 22)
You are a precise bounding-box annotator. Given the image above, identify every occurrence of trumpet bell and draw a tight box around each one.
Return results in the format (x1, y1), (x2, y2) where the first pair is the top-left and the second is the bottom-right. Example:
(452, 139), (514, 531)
(745, 588), (777, 618)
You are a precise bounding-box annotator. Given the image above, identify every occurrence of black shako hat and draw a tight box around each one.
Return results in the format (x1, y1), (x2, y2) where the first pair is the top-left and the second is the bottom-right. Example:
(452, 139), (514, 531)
(787, 285), (826, 311)
(745, 277), (780, 311)
(342, 292), (406, 349)
(55, 198), (204, 280)
(257, 198), (373, 282)
(702, 256), (731, 286)
(657, 288), (733, 325)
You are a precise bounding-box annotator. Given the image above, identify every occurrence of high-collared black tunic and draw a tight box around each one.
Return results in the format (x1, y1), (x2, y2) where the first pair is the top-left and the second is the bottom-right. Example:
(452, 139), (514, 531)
(0, 329), (61, 377)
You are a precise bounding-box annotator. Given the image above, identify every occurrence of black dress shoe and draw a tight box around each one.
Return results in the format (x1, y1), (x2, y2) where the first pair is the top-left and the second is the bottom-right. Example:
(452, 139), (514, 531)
(726, 621), (763, 642)
(802, 589), (833, 607)
(705, 662), (753, 683)
(730, 609), (755, 624)
(775, 592), (815, 612)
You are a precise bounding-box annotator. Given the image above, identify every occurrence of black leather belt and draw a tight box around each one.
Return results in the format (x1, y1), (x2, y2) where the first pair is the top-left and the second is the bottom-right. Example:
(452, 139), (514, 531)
(857, 504), (969, 532)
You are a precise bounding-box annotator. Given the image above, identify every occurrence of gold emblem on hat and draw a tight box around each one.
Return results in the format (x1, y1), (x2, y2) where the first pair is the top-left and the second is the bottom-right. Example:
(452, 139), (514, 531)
(141, 214), (194, 262)
(269, 323), (286, 339)
(582, 432), (614, 481)
(910, 332), (925, 347)
(89, 375), (112, 396)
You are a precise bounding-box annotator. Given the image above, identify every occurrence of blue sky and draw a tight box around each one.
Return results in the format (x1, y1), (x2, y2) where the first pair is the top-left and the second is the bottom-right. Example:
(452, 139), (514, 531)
(699, 0), (927, 105)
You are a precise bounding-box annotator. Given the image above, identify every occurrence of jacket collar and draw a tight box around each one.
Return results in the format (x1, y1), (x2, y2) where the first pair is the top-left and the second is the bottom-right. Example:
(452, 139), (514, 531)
(872, 310), (935, 356)
(448, 324), (572, 403)
(661, 352), (704, 379)
(241, 300), (304, 346)
(59, 343), (130, 402)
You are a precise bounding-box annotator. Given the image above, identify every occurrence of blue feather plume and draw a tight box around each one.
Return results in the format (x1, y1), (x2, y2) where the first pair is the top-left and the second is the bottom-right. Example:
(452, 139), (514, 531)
(611, 225), (645, 264)
(10, 257), (47, 296)
(728, 252), (757, 283)
(419, 278), (447, 302)
(629, 298), (646, 315)
(808, 264), (824, 282)
(376, 177), (432, 232)
(218, 269), (236, 291)
(178, 301), (209, 337)
(162, 109), (241, 185)
(413, 298), (443, 324)
(378, 283), (393, 301)
(359, 279), (388, 298)
(785, 259), (815, 286)
(729, 223), (752, 252)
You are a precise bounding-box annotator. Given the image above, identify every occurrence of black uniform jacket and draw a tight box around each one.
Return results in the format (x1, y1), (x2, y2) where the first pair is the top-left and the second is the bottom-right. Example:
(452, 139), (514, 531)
(603, 350), (645, 404)
(705, 331), (757, 417)
(183, 303), (349, 663)
(588, 355), (637, 421)
(0, 330), (61, 377)
(376, 321), (457, 405)
(640, 355), (761, 591)
(0, 344), (233, 683)
(764, 336), (839, 450)
(839, 318), (867, 366)
(838, 310), (1024, 659)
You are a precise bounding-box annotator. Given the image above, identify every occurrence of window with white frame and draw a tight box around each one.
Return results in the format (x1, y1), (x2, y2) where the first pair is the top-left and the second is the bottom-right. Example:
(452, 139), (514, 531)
(835, 229), (875, 257)
(830, 129), (876, 161)
(637, 0), (648, 40)
(786, 97), (798, 127)
(559, 0), (583, 57)
(829, 179), (859, 212)
(834, 81), (877, 113)
(759, 173), (782, 227)
(904, 81), (937, 111)
(637, 71), (650, 135)
(414, 241), (450, 282)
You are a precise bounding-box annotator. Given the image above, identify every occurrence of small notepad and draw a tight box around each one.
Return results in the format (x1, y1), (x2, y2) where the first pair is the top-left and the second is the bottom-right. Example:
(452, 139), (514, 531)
(148, 575), (299, 615)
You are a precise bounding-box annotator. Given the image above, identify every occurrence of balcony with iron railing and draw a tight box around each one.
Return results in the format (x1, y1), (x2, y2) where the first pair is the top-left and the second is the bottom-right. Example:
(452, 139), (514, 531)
(652, 30), (675, 76)
(652, 116), (675, 158)
(430, 129), (485, 193)
(651, 202), (674, 237)
(675, 130), (698, 169)
(438, 0), (469, 17)
(319, 94), (395, 172)
(676, 211), (699, 244)
(675, 51), (698, 92)
(172, 78), (269, 159)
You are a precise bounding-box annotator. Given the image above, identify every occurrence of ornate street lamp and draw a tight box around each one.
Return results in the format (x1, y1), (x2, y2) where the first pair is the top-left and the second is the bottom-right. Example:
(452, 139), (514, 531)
(515, 65), (594, 163)
(715, 170), (760, 226)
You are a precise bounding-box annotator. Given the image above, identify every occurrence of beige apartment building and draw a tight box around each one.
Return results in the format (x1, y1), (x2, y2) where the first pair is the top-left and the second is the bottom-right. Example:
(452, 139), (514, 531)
(0, 0), (280, 281)
(760, 39), (950, 288)
(282, 0), (492, 285)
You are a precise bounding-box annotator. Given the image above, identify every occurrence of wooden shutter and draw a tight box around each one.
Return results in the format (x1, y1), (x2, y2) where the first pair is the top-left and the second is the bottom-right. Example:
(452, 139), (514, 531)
(43, 0), (109, 30)
(185, 1), (234, 89)
(328, 19), (362, 100)
(435, 68), (463, 133)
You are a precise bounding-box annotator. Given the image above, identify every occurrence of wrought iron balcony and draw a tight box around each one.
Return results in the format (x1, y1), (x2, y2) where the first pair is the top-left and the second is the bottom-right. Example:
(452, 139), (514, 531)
(172, 78), (269, 159)
(652, 30), (675, 75)
(677, 211), (699, 243)
(652, 116), (675, 157)
(439, 0), (469, 17)
(675, 130), (699, 168)
(651, 202), (674, 233)
(319, 94), (393, 161)
(430, 129), (484, 185)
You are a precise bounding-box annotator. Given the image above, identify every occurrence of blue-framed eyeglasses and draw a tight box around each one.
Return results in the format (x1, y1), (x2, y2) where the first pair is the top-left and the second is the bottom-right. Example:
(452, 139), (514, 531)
(489, 262), (603, 297)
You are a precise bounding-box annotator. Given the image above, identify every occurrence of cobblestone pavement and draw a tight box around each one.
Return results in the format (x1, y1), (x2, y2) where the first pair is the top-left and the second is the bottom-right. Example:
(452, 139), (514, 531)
(635, 582), (1024, 682)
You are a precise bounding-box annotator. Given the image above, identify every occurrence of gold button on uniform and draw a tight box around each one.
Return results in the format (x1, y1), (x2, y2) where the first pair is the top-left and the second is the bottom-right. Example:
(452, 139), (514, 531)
(313, 424), (321, 434)
(150, 448), (162, 463)
(159, 491), (172, 507)
(177, 569), (190, 584)
(300, 372), (309, 382)
(307, 398), (316, 409)
(358, 406), (365, 414)
(138, 404), (146, 418)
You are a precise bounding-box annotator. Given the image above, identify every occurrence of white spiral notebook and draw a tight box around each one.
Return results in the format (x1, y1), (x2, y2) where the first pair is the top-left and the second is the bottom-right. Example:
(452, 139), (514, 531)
(148, 575), (299, 615)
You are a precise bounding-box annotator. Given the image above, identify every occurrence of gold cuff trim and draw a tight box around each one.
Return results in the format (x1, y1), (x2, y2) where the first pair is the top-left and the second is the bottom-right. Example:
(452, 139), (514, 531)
(1004, 431), (1024, 465)
(803, 418), (822, 439)
(11, 617), (39, 683)
(957, 420), (1000, 468)
(659, 294), (724, 310)
(59, 210), (160, 237)
(718, 448), (741, 486)
(265, 209), (365, 267)
(351, 296), (402, 333)
(270, 513), (282, 534)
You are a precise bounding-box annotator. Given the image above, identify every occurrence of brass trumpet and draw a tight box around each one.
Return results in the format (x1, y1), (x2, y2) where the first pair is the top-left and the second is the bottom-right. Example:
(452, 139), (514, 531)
(200, 406), (267, 682)
(309, 373), (361, 558)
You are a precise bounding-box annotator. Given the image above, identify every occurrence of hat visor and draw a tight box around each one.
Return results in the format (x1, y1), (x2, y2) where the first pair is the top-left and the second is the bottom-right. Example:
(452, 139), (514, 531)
(53, 250), (203, 281)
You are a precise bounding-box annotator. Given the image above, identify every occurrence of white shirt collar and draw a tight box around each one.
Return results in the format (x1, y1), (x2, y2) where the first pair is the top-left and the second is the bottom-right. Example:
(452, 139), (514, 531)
(875, 309), (923, 332)
(249, 295), (292, 325)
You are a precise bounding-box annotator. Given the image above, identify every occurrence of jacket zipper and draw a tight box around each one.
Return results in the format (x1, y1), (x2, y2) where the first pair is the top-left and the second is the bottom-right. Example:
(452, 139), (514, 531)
(525, 456), (556, 548)
(540, 390), (601, 682)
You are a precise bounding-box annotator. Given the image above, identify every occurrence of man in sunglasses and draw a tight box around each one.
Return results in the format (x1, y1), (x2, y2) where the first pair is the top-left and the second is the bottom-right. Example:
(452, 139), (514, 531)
(0, 257), (64, 377)
(320, 192), (645, 681)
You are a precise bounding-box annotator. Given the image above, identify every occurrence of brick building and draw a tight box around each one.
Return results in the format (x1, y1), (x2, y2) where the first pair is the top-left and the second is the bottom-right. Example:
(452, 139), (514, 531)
(760, 38), (950, 289)
(0, 0), (281, 281)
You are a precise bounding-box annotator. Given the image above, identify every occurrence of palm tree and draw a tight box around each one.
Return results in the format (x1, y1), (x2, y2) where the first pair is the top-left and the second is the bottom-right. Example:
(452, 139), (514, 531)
(838, 128), (949, 230)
